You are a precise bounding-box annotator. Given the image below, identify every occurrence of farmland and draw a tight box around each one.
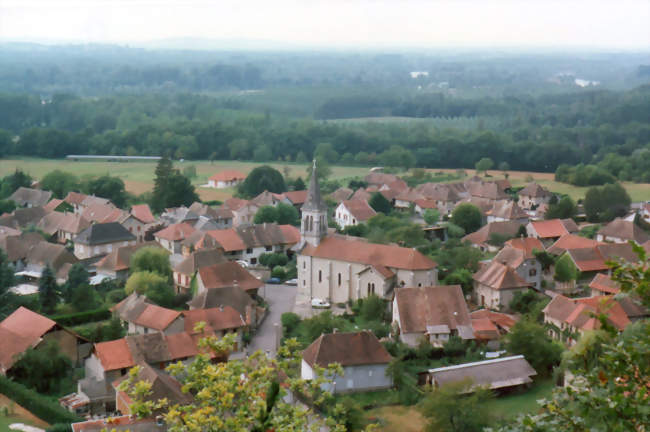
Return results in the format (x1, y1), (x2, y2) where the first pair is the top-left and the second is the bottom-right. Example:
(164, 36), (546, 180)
(0, 158), (648, 203)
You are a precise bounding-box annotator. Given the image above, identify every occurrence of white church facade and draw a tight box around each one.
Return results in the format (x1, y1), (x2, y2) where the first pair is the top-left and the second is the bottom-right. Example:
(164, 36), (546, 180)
(296, 162), (438, 304)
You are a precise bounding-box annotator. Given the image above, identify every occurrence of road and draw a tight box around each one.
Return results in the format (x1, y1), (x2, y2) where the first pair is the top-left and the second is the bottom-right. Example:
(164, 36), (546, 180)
(248, 283), (297, 358)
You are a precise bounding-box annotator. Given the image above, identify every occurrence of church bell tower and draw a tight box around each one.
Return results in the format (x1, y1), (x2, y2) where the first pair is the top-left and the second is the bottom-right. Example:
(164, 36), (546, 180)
(300, 160), (328, 246)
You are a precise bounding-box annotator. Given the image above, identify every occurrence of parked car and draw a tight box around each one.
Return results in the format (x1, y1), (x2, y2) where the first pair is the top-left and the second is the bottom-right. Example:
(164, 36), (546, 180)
(311, 298), (331, 309)
(236, 260), (249, 268)
(265, 277), (282, 284)
(285, 278), (298, 286)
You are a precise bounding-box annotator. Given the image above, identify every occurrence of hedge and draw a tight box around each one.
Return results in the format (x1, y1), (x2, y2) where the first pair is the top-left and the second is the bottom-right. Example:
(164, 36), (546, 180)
(49, 307), (110, 326)
(0, 376), (81, 425)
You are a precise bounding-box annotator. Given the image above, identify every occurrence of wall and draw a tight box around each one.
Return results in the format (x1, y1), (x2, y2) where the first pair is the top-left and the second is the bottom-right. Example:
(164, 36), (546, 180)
(74, 240), (136, 259)
(42, 329), (79, 365)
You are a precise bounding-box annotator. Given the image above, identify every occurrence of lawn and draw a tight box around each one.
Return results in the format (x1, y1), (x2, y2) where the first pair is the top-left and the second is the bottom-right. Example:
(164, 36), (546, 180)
(0, 394), (49, 431)
(483, 378), (555, 421)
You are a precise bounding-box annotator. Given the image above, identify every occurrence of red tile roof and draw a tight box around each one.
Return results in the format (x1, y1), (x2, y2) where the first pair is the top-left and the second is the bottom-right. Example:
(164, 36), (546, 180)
(473, 260), (532, 290)
(505, 237), (545, 259)
(131, 204), (156, 224)
(278, 224), (301, 244)
(544, 294), (631, 332)
(223, 197), (249, 211)
(303, 331), (392, 368)
(547, 234), (602, 255)
(206, 229), (247, 251)
(282, 190), (308, 205)
(414, 199), (437, 210)
(43, 199), (64, 212)
(394, 285), (472, 334)
(183, 307), (246, 333)
(471, 317), (500, 340)
(588, 273), (620, 295)
(209, 170), (246, 182)
(154, 222), (196, 242)
(198, 261), (264, 291)
(94, 339), (135, 371)
(340, 199), (377, 222)
(529, 219), (574, 238)
(519, 183), (551, 198)
(301, 235), (436, 271)
(470, 309), (517, 332)
(63, 191), (88, 206)
(134, 304), (181, 331)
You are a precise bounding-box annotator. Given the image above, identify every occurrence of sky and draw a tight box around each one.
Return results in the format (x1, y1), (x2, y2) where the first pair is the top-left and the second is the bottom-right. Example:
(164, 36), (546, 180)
(1, 0), (649, 50)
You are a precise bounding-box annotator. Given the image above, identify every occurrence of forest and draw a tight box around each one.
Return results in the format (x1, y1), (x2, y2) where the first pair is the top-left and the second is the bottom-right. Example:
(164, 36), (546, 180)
(0, 44), (648, 181)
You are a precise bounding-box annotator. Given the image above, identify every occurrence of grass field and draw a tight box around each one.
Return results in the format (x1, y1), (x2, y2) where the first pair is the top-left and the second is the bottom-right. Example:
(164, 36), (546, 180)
(0, 394), (49, 432)
(1, 158), (648, 203)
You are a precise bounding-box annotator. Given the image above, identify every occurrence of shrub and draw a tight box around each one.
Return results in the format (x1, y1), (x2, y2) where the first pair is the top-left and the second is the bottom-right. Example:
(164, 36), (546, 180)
(106, 288), (127, 304)
(281, 312), (301, 335)
(359, 295), (386, 321)
(49, 307), (110, 326)
(271, 266), (286, 280)
(47, 424), (72, 432)
(0, 376), (81, 424)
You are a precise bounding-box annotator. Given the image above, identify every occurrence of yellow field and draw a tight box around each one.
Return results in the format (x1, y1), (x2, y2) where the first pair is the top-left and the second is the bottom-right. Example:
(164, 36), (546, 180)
(0, 158), (648, 202)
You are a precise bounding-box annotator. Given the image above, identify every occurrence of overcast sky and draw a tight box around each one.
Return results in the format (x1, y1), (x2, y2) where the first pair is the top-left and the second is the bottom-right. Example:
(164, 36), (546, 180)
(1, 0), (649, 49)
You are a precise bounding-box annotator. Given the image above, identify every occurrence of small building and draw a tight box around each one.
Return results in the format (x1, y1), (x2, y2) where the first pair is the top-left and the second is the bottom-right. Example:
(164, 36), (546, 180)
(73, 222), (137, 259)
(95, 241), (166, 281)
(15, 240), (78, 284)
(392, 285), (474, 347)
(462, 221), (523, 252)
(419, 355), (537, 392)
(121, 204), (157, 243)
(301, 331), (393, 394)
(282, 190), (309, 209)
(208, 170), (246, 189)
(493, 243), (542, 289)
(196, 261), (264, 296)
(518, 183), (552, 210)
(526, 219), (579, 248)
(222, 198), (259, 226)
(187, 285), (257, 327)
(9, 186), (52, 208)
(485, 200), (528, 224)
(470, 309), (518, 343)
(473, 260), (533, 310)
(413, 199), (437, 217)
(588, 273), (620, 296)
(183, 306), (248, 352)
(111, 293), (184, 335)
(0, 206), (48, 229)
(335, 199), (376, 228)
(329, 187), (354, 204)
(596, 218), (649, 245)
(547, 234), (602, 256)
(154, 223), (196, 254)
(173, 248), (226, 294)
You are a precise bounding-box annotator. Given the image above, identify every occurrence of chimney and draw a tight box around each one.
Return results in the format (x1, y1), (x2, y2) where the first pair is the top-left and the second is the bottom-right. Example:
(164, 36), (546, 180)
(219, 304), (224, 312)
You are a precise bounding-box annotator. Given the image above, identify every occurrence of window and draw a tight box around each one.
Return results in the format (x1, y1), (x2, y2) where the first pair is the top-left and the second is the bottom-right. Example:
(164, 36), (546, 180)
(318, 270), (322, 283)
(529, 269), (537, 277)
(265, 246), (272, 251)
(303, 280), (306, 286)
(251, 258), (257, 264)
(368, 370), (373, 377)
(338, 273), (341, 286)
(177, 273), (181, 283)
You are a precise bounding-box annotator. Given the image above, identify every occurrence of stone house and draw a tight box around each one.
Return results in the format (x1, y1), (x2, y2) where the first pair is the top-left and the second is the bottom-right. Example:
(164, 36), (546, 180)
(462, 220), (523, 252)
(473, 260), (533, 310)
(518, 183), (552, 210)
(73, 222), (137, 259)
(172, 248), (226, 294)
(9, 186), (52, 208)
(196, 261), (264, 297)
(493, 242), (543, 289)
(154, 222), (196, 254)
(111, 293), (184, 335)
(301, 331), (393, 394)
(187, 285), (257, 329)
(485, 200), (529, 224)
(335, 199), (376, 228)
(596, 218), (650, 245)
(95, 241), (165, 281)
(526, 219), (579, 248)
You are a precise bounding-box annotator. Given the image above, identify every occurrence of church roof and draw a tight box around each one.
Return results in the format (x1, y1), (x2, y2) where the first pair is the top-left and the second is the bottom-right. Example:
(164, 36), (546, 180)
(302, 161), (327, 212)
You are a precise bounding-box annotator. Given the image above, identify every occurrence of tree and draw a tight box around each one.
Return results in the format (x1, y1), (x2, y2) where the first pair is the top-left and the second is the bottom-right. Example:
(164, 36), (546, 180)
(475, 157), (494, 174)
(609, 243), (649, 308)
(584, 183), (631, 222)
(152, 156), (174, 212)
(508, 290), (541, 315)
(305, 157), (332, 182)
(314, 142), (339, 163)
(64, 263), (100, 311)
(130, 247), (171, 278)
(418, 380), (494, 432)
(40, 170), (79, 199)
(443, 269), (474, 295)
(253, 206), (277, 224)
(423, 209), (440, 225)
(505, 319), (563, 375)
(546, 196), (577, 220)
(119, 335), (365, 431)
(253, 144), (272, 162)
(359, 295), (385, 321)
(554, 253), (578, 282)
(164, 171), (200, 209)
(125, 271), (174, 307)
(0, 249), (15, 297)
(451, 203), (482, 234)
(0, 169), (32, 199)
(275, 203), (300, 225)
(499, 161), (510, 172)
(292, 177), (306, 191)
(38, 265), (59, 314)
(378, 145), (415, 170)
(239, 166), (287, 198)
(84, 175), (127, 208)
(8, 340), (72, 394)
(368, 192), (391, 214)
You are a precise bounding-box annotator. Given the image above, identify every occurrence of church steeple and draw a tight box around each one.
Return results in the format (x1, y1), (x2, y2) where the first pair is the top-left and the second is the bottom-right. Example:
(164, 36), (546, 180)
(301, 160), (328, 246)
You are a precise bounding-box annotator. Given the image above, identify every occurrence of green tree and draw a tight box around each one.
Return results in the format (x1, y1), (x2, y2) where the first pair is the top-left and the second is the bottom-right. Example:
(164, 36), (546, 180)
(40, 170), (79, 199)
(8, 341), (72, 394)
(475, 157), (494, 174)
(554, 253), (578, 282)
(505, 319), (563, 375)
(0, 249), (15, 297)
(378, 145), (415, 170)
(508, 290), (542, 315)
(546, 196), (577, 220)
(418, 380), (494, 432)
(499, 161), (510, 172)
(359, 295), (385, 321)
(443, 269), (474, 295)
(84, 175), (127, 208)
(368, 192), (392, 214)
(253, 206), (277, 224)
(0, 169), (32, 199)
(423, 208), (440, 225)
(292, 177), (306, 191)
(305, 157), (332, 182)
(164, 171), (200, 209)
(275, 203), (300, 225)
(38, 265), (59, 314)
(63, 263), (89, 302)
(125, 271), (174, 307)
(451, 203), (482, 234)
(130, 247), (171, 278)
(253, 144), (273, 162)
(314, 142), (339, 163)
(239, 166), (287, 198)
(152, 156), (174, 212)
(583, 183), (631, 222)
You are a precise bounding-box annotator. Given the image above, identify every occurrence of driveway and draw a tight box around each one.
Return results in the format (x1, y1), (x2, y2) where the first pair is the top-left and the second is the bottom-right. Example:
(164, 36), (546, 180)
(248, 283), (297, 358)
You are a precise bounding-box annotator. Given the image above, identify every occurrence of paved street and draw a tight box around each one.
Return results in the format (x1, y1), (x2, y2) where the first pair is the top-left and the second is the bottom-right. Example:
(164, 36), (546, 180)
(248, 283), (297, 358)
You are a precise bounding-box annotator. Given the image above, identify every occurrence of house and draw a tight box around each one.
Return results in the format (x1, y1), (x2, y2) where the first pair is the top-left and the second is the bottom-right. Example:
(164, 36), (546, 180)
(173, 248), (226, 293)
(596, 218), (650, 245)
(95, 241), (165, 281)
(207, 170), (246, 188)
(9, 187), (52, 208)
(413, 199), (437, 218)
(470, 309), (517, 342)
(462, 221), (523, 252)
(335, 199), (376, 228)
(394, 188), (425, 210)
(111, 293), (184, 335)
(187, 285), (257, 327)
(37, 211), (91, 244)
(160, 207), (199, 226)
(63, 191), (89, 213)
(419, 355), (537, 392)
(188, 202), (233, 229)
(251, 190), (288, 208)
(297, 164), (437, 304)
(543, 294), (632, 345)
(0, 232), (42, 267)
(75, 332), (209, 415)
(43, 198), (72, 213)
(0, 307), (87, 375)
(365, 172), (400, 187)
(154, 223), (196, 254)
(493, 244), (542, 289)
(206, 223), (300, 265)
(120, 204), (157, 243)
(415, 184), (463, 214)
(282, 190), (309, 209)
(473, 260), (533, 310)
(392, 285), (474, 347)
(526, 219), (579, 247)
(329, 187), (354, 204)
(589, 273), (620, 296)
(518, 183), (552, 210)
(183, 306), (248, 351)
(485, 200), (528, 224)
(74, 222), (137, 259)
(547, 234), (602, 256)
(301, 331), (393, 394)
(558, 242), (641, 283)
(0, 206), (48, 229)
(350, 188), (372, 203)
(223, 198), (259, 226)
(467, 181), (510, 204)
(15, 241), (78, 284)
(196, 261), (264, 296)
(81, 203), (124, 224)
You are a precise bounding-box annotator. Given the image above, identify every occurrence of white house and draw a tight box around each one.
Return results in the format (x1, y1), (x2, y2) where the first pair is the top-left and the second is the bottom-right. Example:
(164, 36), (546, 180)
(335, 199), (376, 228)
(208, 170), (246, 189)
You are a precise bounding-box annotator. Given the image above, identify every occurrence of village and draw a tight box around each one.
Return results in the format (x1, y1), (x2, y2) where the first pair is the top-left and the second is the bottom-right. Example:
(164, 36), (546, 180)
(0, 157), (647, 431)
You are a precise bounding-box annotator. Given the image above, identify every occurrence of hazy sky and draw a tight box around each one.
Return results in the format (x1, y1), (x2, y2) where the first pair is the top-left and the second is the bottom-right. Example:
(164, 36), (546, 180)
(1, 0), (649, 49)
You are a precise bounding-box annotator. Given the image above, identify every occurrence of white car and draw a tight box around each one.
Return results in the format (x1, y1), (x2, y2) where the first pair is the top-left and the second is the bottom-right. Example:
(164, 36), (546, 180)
(311, 298), (331, 309)
(236, 260), (249, 268)
(285, 278), (298, 286)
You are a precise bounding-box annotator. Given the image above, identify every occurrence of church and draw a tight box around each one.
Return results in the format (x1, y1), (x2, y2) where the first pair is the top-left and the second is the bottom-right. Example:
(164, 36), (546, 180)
(296, 163), (438, 305)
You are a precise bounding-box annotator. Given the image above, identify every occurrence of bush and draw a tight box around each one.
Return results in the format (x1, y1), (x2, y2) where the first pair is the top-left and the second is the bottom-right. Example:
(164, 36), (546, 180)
(359, 295), (386, 321)
(49, 307), (110, 326)
(106, 288), (127, 304)
(47, 424), (72, 432)
(271, 266), (286, 280)
(281, 312), (301, 335)
(259, 253), (288, 268)
(0, 375), (81, 424)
